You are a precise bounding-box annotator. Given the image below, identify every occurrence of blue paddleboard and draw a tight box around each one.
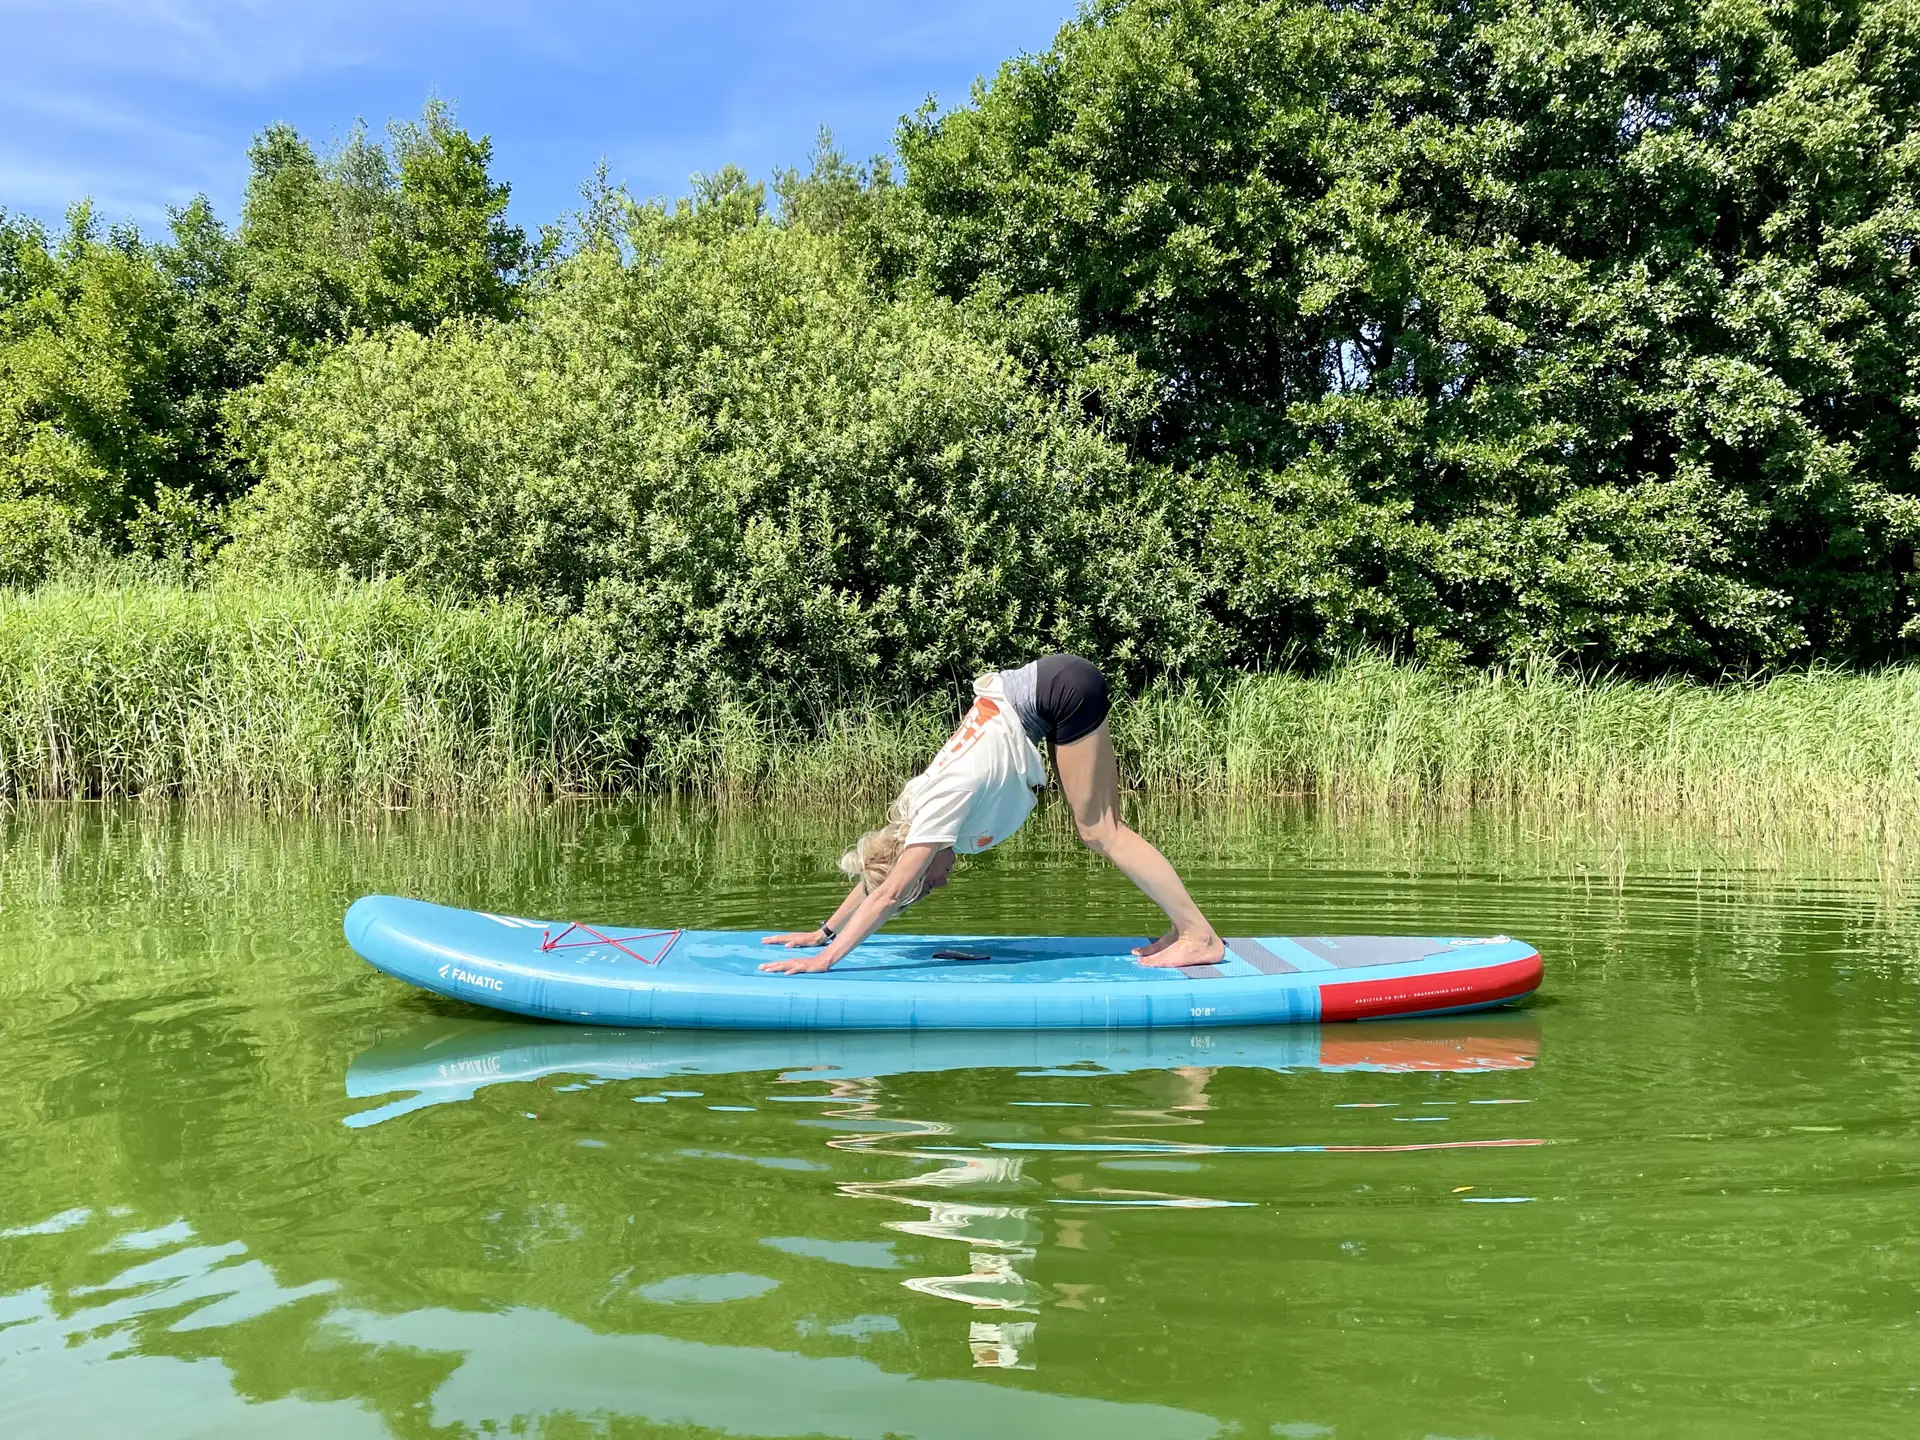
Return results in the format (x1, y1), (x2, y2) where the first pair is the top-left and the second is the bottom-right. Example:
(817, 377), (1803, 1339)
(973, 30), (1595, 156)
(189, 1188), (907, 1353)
(345, 895), (1542, 1031)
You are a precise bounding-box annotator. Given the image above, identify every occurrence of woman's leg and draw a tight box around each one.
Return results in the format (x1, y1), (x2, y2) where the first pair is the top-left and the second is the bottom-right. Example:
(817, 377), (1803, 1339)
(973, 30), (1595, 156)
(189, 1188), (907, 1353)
(1052, 720), (1225, 968)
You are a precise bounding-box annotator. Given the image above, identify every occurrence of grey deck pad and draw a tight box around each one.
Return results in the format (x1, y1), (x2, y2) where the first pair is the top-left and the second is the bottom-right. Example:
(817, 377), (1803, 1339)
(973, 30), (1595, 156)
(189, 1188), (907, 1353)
(1296, 936), (1453, 969)
(1226, 938), (1299, 974)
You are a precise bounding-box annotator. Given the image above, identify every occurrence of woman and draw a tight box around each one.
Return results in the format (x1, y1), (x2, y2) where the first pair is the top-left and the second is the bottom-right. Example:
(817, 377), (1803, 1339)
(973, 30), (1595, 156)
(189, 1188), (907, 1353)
(760, 654), (1224, 974)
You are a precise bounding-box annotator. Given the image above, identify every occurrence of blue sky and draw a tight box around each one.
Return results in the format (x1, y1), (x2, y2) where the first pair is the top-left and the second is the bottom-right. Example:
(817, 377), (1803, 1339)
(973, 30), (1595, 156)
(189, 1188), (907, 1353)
(2, 1), (1076, 235)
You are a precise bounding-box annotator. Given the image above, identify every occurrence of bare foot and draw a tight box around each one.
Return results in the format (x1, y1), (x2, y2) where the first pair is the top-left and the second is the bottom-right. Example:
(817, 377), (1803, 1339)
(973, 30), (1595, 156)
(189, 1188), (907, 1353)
(1134, 933), (1226, 969)
(1131, 931), (1177, 958)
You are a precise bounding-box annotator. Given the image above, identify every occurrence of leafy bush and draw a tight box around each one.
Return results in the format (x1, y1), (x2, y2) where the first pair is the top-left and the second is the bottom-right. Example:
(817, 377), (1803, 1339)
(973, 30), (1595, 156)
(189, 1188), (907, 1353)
(899, 0), (1919, 670)
(0, 495), (85, 588)
(230, 178), (1218, 715)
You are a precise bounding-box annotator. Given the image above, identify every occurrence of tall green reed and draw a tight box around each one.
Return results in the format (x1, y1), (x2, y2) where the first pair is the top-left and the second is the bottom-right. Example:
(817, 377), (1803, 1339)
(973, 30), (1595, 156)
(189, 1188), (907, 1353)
(0, 580), (632, 805)
(2, 581), (1914, 865)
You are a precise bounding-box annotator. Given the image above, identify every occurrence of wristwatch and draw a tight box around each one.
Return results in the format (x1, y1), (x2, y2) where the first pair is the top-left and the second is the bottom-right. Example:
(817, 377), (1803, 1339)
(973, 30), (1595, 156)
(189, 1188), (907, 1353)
(819, 921), (838, 942)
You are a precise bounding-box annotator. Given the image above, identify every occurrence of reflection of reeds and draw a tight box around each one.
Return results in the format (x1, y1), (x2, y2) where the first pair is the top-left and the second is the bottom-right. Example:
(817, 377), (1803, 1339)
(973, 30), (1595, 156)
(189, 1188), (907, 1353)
(2, 582), (1914, 860)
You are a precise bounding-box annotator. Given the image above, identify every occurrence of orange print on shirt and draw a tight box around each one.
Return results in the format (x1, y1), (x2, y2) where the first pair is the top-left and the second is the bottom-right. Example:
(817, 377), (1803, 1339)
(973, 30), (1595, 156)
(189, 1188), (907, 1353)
(932, 697), (1000, 770)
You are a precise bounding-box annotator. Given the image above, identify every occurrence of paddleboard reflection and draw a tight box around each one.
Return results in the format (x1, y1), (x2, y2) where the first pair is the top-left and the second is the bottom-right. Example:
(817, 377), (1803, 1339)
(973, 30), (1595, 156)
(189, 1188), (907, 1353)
(343, 1014), (1540, 1128)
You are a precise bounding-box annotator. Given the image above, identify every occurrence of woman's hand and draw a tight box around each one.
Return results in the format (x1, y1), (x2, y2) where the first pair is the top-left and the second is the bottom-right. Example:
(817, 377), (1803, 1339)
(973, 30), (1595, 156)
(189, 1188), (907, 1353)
(756, 844), (944, 977)
(758, 951), (838, 974)
(760, 930), (825, 949)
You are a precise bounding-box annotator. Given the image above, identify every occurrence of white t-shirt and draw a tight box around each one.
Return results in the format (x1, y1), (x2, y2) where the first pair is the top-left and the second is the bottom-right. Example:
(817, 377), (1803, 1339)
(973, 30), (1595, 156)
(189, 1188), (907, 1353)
(899, 673), (1048, 854)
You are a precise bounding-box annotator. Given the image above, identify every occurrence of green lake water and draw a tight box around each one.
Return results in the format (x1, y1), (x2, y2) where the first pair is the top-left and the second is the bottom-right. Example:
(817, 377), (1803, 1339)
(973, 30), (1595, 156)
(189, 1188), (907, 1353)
(1, 801), (1914, 1439)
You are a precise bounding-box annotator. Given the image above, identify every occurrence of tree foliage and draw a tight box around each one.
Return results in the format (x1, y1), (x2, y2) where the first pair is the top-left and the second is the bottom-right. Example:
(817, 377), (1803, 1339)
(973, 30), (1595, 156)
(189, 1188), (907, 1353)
(237, 101), (531, 350)
(1, 9), (1913, 680)
(229, 180), (1215, 715)
(0, 103), (528, 585)
(899, 0), (1919, 668)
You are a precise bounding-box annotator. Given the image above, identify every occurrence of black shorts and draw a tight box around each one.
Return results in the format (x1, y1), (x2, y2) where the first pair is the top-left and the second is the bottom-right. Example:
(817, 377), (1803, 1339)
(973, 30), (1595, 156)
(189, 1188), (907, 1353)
(1033, 653), (1110, 746)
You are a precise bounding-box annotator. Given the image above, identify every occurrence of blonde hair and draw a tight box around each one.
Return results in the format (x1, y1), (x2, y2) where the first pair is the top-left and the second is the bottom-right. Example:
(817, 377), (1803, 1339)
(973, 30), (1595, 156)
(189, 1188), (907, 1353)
(839, 794), (914, 892)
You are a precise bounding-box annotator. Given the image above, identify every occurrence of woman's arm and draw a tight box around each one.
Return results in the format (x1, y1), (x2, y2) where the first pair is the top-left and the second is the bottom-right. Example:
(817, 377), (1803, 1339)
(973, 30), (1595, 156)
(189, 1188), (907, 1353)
(760, 880), (866, 949)
(757, 843), (942, 974)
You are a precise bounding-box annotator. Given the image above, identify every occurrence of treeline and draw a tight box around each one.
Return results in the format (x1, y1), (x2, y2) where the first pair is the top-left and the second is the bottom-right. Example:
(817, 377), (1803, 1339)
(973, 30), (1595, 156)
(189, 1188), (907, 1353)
(3, 0), (1915, 709)
(0, 102), (530, 574)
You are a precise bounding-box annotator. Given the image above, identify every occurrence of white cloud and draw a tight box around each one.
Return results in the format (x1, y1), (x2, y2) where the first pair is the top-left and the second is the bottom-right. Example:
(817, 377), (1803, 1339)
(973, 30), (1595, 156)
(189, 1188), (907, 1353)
(0, 0), (502, 90)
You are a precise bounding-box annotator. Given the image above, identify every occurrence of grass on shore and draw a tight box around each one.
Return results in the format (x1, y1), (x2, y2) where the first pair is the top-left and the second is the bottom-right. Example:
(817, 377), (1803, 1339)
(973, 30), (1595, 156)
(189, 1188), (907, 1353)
(1, 579), (1914, 859)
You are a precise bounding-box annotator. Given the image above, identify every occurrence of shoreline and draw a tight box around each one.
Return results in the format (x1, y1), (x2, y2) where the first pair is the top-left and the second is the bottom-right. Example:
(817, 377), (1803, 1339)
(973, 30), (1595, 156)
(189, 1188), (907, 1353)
(2, 580), (1914, 857)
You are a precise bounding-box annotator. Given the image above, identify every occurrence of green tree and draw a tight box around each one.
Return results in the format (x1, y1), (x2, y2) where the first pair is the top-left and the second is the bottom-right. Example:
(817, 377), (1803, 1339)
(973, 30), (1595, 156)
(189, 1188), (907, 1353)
(0, 102), (533, 583)
(898, 0), (1919, 670)
(234, 100), (532, 355)
(229, 182), (1217, 717)
(0, 204), (209, 580)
